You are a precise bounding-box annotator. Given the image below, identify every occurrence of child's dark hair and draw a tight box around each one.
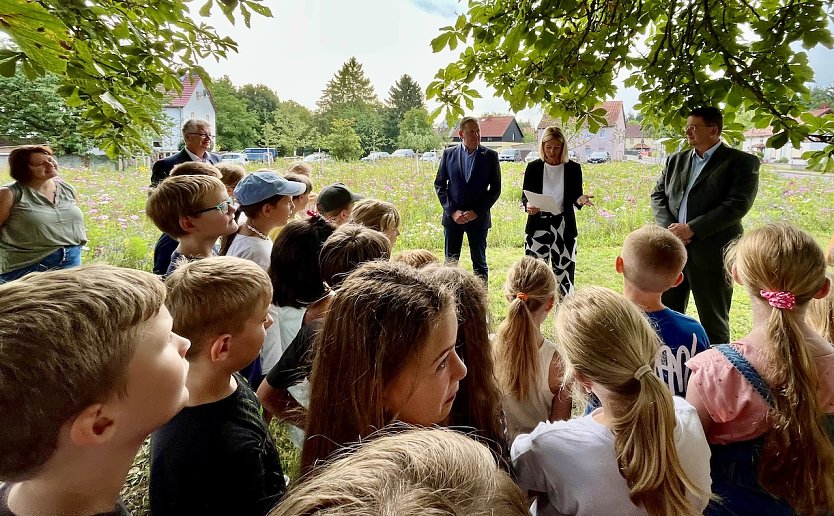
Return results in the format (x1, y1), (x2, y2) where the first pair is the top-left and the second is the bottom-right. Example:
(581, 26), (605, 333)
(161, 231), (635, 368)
(318, 224), (390, 289)
(269, 216), (335, 307)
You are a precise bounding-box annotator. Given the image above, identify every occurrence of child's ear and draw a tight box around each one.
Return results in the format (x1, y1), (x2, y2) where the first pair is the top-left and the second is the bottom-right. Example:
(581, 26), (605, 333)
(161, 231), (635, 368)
(615, 256), (624, 274)
(338, 209), (350, 222)
(544, 295), (556, 312)
(814, 277), (831, 300)
(179, 215), (197, 234)
(209, 334), (233, 363)
(69, 404), (117, 446)
(573, 371), (593, 393)
(672, 272), (684, 288)
(731, 265), (742, 286)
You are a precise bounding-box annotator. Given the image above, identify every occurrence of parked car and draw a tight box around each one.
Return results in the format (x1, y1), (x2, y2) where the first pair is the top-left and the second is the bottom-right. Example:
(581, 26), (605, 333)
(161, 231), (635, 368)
(391, 148), (416, 158)
(498, 149), (523, 162)
(587, 151), (610, 164)
(243, 147), (278, 162)
(361, 151), (391, 162)
(303, 152), (332, 163)
(220, 152), (248, 164)
(524, 151), (540, 163)
(420, 151), (439, 162)
(568, 150), (578, 160)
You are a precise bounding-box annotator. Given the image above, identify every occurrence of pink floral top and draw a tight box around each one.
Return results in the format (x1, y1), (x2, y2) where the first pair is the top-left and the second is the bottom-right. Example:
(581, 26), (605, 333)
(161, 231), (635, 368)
(686, 340), (834, 445)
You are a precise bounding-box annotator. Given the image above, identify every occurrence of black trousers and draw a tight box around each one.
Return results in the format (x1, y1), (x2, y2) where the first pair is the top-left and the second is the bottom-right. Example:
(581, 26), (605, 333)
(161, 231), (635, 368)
(662, 258), (732, 344)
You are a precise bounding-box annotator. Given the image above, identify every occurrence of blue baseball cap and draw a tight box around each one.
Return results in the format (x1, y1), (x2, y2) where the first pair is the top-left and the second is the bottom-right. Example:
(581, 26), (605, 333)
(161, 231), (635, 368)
(234, 170), (307, 206)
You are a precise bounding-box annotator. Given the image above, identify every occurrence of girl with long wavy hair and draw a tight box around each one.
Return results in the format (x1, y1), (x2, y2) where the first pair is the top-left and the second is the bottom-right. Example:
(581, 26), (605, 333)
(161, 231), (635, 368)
(513, 287), (711, 515)
(686, 223), (834, 514)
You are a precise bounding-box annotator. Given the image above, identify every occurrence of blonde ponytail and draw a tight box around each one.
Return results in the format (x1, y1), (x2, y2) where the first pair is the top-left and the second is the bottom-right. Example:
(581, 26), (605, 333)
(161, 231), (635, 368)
(494, 257), (557, 400)
(554, 287), (705, 515)
(728, 223), (834, 512)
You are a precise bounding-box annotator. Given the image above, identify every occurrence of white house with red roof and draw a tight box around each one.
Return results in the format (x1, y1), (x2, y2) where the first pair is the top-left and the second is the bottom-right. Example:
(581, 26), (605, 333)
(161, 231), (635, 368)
(537, 101), (627, 161)
(742, 106), (832, 164)
(153, 75), (218, 157)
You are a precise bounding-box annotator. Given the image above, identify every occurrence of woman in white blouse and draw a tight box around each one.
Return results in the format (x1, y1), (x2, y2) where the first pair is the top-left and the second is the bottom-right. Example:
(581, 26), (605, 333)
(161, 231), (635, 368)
(521, 126), (593, 296)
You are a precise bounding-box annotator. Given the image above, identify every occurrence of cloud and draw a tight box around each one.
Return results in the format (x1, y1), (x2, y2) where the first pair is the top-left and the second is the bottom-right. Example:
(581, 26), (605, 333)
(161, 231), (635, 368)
(408, 0), (459, 19)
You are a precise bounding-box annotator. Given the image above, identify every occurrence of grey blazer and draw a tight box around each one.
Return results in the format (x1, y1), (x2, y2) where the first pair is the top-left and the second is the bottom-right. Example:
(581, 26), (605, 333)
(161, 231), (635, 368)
(650, 143), (760, 270)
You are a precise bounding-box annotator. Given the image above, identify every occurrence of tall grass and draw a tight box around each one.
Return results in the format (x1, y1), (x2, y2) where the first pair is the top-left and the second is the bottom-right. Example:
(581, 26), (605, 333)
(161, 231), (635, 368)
(46, 158), (832, 513)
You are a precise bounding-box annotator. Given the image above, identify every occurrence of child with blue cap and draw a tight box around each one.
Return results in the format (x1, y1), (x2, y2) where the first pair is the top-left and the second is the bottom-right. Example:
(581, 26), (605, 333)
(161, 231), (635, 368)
(221, 170), (306, 271)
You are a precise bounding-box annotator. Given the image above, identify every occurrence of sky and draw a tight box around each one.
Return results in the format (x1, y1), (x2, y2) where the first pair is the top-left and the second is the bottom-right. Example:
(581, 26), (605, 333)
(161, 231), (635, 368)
(197, 0), (834, 126)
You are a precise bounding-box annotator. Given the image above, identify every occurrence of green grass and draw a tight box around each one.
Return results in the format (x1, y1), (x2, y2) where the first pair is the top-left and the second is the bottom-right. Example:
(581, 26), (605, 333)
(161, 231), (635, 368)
(45, 158), (831, 512)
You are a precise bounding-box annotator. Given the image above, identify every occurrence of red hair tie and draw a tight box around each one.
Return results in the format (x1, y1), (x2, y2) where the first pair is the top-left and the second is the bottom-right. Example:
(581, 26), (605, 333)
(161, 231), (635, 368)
(306, 209), (320, 218)
(516, 292), (528, 302)
(760, 290), (796, 310)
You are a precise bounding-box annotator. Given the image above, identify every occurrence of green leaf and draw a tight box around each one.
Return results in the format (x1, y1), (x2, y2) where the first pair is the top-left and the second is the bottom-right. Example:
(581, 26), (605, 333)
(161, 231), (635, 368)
(199, 0), (214, 17)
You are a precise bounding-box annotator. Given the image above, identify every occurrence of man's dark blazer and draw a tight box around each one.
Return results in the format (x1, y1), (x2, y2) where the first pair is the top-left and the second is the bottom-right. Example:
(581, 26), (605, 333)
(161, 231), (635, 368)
(651, 143), (760, 270)
(521, 159), (585, 241)
(434, 145), (501, 228)
(150, 149), (221, 186)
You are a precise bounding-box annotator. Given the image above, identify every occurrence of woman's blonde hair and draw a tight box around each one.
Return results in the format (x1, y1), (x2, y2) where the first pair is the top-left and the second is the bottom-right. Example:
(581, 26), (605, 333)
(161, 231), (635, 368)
(350, 198), (401, 233)
(554, 287), (704, 515)
(301, 261), (454, 473)
(539, 126), (569, 164)
(808, 270), (834, 344)
(270, 427), (527, 516)
(726, 223), (834, 512)
(494, 256), (558, 400)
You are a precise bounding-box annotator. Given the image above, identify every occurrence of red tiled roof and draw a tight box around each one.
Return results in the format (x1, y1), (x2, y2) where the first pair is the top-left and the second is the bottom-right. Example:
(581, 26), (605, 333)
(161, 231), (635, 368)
(477, 116), (516, 138)
(538, 101), (624, 129)
(625, 124), (642, 138)
(601, 100), (624, 127)
(166, 76), (199, 107)
(744, 127), (773, 137)
(809, 107), (833, 117)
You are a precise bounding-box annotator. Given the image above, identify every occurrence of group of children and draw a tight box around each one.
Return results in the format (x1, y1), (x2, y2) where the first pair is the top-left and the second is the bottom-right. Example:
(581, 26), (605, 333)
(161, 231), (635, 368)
(1, 156), (833, 515)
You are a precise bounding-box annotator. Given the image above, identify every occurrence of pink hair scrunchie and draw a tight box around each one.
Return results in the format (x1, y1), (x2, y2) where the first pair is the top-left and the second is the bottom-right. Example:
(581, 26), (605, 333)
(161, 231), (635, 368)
(760, 289), (796, 311)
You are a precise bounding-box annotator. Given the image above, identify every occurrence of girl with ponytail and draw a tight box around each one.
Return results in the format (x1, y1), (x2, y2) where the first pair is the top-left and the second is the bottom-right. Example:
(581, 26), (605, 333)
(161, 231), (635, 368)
(512, 286), (711, 515)
(686, 223), (834, 514)
(494, 256), (571, 441)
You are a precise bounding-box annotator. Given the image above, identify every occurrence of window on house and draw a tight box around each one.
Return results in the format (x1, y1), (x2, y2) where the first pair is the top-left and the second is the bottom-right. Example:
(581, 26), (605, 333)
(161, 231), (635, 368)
(599, 129), (607, 139)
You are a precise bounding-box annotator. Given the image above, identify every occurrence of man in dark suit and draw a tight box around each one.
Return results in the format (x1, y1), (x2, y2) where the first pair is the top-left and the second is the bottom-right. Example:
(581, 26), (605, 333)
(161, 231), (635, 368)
(434, 117), (501, 281)
(651, 107), (760, 343)
(150, 118), (221, 274)
(150, 118), (221, 186)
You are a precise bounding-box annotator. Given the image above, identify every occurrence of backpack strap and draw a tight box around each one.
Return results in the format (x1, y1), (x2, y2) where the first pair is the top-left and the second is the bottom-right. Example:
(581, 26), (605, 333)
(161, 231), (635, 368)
(715, 344), (775, 408)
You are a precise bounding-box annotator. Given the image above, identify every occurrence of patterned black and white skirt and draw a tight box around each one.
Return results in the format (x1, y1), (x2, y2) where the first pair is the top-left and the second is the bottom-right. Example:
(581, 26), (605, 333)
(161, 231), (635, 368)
(524, 213), (577, 297)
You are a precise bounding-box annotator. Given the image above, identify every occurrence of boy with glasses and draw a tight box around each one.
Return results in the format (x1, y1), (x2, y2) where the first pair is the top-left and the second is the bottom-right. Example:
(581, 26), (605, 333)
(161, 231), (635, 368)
(146, 175), (239, 276)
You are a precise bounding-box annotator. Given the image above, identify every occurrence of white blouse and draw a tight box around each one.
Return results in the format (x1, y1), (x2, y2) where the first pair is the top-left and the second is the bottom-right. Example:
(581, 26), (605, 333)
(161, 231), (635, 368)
(542, 162), (565, 214)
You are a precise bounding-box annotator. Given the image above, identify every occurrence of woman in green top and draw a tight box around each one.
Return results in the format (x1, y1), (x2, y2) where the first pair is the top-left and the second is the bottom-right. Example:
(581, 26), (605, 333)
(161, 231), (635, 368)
(0, 145), (87, 283)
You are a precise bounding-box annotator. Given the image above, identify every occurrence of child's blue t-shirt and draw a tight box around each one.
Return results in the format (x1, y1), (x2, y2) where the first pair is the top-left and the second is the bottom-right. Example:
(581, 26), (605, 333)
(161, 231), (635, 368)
(647, 307), (710, 397)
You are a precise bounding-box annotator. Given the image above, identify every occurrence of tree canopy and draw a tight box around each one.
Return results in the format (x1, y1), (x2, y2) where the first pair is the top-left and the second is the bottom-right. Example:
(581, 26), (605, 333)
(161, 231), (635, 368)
(317, 57), (379, 115)
(428, 0), (834, 170)
(0, 0), (271, 157)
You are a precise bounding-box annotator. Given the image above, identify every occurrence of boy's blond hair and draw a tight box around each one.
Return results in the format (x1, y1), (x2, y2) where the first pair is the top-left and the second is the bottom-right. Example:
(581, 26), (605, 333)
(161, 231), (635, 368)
(146, 175), (226, 237)
(165, 256), (272, 358)
(391, 249), (440, 269)
(621, 225), (687, 293)
(0, 265), (166, 481)
(287, 161), (312, 176)
(170, 161), (222, 178)
(271, 427), (527, 515)
(215, 163), (245, 189)
(350, 198), (401, 233)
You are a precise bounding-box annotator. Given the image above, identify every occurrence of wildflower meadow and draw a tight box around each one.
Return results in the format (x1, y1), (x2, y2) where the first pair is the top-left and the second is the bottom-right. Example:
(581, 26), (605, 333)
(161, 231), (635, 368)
(47, 157), (834, 511)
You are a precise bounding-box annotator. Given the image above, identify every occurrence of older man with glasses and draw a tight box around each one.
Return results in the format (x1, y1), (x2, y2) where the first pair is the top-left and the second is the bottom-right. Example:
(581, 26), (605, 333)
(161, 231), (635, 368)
(650, 106), (760, 344)
(150, 119), (221, 187)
